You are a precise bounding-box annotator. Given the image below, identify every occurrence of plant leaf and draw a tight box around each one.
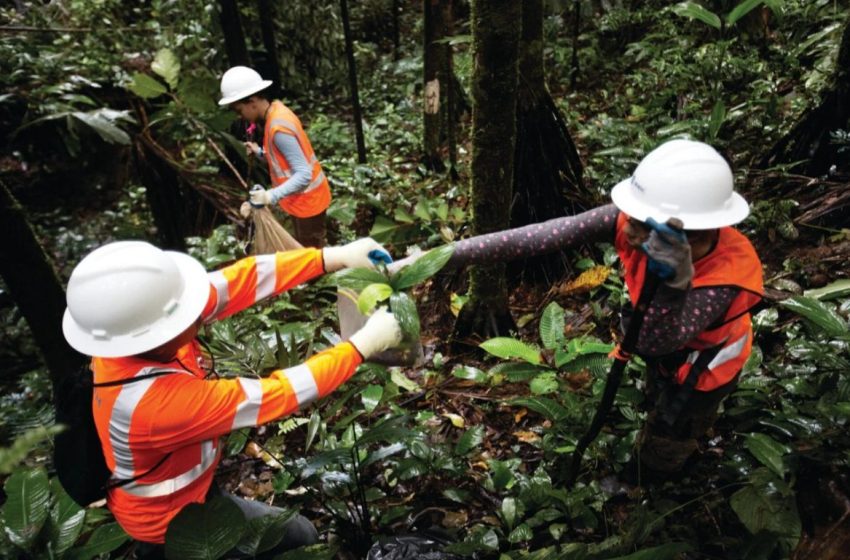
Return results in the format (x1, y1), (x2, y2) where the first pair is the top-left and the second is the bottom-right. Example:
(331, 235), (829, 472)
(2, 467), (51, 550)
(67, 522), (129, 560)
(357, 283), (393, 314)
(730, 476), (801, 536)
(480, 337), (541, 364)
(360, 384), (383, 413)
(804, 279), (850, 301)
(164, 496), (246, 560)
(128, 72), (168, 99)
(540, 302), (565, 350)
(72, 110), (132, 145)
(235, 510), (294, 556)
(708, 99), (726, 139)
(530, 372), (559, 395)
(780, 296), (848, 337)
(391, 244), (454, 290)
(305, 410), (321, 453)
(744, 433), (790, 478)
(151, 48), (180, 89)
(455, 425), (485, 455)
(510, 397), (569, 422)
(608, 542), (693, 559)
(672, 1), (722, 29)
(333, 268), (389, 291)
(727, 0), (765, 25)
(389, 291), (420, 340)
(48, 479), (86, 555)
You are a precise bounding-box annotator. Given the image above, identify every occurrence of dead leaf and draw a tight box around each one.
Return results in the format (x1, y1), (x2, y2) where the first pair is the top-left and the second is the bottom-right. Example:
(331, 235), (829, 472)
(556, 265), (611, 296)
(513, 430), (541, 443)
(514, 408), (528, 423)
(441, 510), (468, 528)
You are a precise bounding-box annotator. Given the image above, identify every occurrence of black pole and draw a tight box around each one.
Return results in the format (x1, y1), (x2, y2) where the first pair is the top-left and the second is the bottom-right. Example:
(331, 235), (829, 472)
(340, 0), (368, 163)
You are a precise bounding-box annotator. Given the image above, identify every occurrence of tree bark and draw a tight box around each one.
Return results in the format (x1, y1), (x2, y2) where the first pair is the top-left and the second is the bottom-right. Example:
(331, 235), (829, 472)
(423, 0), (447, 171)
(218, 0), (251, 67)
(0, 180), (86, 384)
(443, 0), (458, 179)
(452, 0), (521, 346)
(257, 0), (283, 91)
(134, 137), (188, 251)
(340, 0), (368, 163)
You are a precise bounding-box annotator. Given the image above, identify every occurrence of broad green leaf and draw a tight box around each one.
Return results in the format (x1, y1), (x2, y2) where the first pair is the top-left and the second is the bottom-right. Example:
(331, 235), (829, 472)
(672, 2), (721, 29)
(48, 480), (86, 555)
(391, 244), (455, 290)
(510, 397), (569, 422)
(354, 416), (415, 447)
(507, 523), (533, 543)
(72, 111), (132, 145)
(390, 369), (420, 392)
(333, 268), (389, 291)
(357, 283), (393, 314)
(455, 425), (485, 455)
(489, 362), (547, 382)
(501, 497), (519, 530)
(490, 460), (516, 491)
(540, 302), (565, 350)
(390, 291), (420, 340)
(67, 522), (129, 560)
(452, 365), (488, 383)
(2, 467), (50, 550)
(360, 384), (383, 413)
(530, 372), (559, 395)
(128, 72), (168, 99)
(305, 410), (321, 453)
(730, 478), (801, 537)
(362, 442), (407, 467)
(727, 0), (765, 25)
(480, 337), (541, 364)
(225, 428), (249, 456)
(608, 542), (693, 559)
(804, 279), (850, 301)
(235, 510), (294, 556)
(164, 496), (246, 559)
(780, 296), (847, 337)
(744, 433), (790, 478)
(708, 99), (726, 139)
(151, 48), (180, 89)
(370, 215), (405, 242)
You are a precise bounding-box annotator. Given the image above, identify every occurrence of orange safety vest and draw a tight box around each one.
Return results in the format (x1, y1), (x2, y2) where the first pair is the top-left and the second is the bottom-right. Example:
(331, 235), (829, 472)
(614, 212), (763, 391)
(91, 249), (362, 543)
(263, 100), (331, 218)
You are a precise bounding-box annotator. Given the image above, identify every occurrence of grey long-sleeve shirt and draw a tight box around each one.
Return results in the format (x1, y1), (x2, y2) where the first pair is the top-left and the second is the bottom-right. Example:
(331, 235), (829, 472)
(449, 204), (739, 357)
(256, 132), (312, 202)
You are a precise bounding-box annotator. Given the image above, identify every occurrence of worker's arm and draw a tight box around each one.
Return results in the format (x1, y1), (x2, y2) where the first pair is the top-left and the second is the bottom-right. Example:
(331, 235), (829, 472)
(267, 132), (312, 201)
(201, 249), (325, 322)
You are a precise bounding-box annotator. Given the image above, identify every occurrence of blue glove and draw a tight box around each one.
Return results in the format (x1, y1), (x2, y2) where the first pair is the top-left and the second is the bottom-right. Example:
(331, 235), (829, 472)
(642, 217), (693, 289)
(368, 249), (393, 266)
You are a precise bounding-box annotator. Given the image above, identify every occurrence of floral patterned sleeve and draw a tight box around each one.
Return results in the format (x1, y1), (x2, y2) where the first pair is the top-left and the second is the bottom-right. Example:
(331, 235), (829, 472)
(448, 204), (619, 267)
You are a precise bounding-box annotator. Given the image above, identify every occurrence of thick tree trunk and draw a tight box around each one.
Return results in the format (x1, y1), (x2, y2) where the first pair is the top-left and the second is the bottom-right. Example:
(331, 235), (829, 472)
(134, 138), (188, 251)
(511, 0), (592, 284)
(443, 0), (458, 179)
(452, 0), (521, 346)
(0, 181), (86, 384)
(218, 0), (251, 67)
(761, 14), (850, 176)
(257, 0), (283, 91)
(340, 0), (368, 163)
(423, 0), (447, 171)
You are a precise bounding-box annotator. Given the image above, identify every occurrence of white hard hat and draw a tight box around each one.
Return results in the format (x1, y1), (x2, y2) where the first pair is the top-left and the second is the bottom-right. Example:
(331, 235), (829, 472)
(610, 139), (750, 230)
(62, 241), (210, 358)
(218, 66), (272, 106)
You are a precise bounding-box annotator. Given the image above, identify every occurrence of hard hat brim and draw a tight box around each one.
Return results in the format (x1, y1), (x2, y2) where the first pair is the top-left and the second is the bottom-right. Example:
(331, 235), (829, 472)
(611, 177), (750, 230)
(62, 252), (211, 358)
(217, 80), (273, 106)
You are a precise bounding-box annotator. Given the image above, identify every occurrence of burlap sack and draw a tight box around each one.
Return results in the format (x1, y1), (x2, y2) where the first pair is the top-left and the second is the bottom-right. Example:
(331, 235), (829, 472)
(250, 207), (302, 253)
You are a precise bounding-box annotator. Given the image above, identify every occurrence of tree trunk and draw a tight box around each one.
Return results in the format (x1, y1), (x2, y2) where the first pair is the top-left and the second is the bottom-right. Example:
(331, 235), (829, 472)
(392, 0), (401, 60)
(511, 0), (592, 284)
(423, 0), (447, 171)
(570, 0), (580, 89)
(761, 14), (850, 176)
(0, 180), (86, 384)
(451, 0), (521, 347)
(443, 0), (458, 180)
(257, 0), (283, 91)
(134, 137), (188, 251)
(340, 0), (368, 163)
(218, 0), (251, 67)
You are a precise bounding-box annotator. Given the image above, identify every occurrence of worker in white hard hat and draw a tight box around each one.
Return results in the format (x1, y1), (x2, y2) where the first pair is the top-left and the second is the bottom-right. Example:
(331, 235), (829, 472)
(62, 237), (402, 553)
(395, 139), (764, 475)
(218, 65), (331, 248)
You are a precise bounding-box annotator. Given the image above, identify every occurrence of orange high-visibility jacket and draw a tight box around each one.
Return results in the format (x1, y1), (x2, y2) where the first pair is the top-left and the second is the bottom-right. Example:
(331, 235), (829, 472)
(90, 249), (361, 543)
(263, 100), (331, 218)
(615, 213), (763, 391)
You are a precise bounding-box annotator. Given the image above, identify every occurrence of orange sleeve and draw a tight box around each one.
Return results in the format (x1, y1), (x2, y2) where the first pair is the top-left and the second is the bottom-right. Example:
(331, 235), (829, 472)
(201, 249), (325, 322)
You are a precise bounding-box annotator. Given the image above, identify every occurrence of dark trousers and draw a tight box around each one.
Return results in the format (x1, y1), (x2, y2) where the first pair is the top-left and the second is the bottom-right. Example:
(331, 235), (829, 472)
(293, 211), (327, 248)
(136, 490), (317, 559)
(638, 365), (740, 473)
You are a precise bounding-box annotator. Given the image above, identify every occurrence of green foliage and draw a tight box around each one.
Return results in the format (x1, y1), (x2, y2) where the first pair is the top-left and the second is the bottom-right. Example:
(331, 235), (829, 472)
(164, 497), (248, 559)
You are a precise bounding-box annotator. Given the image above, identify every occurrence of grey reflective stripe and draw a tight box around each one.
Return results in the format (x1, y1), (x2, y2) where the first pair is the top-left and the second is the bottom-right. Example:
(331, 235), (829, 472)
(309, 154), (318, 165)
(232, 378), (264, 429)
(283, 364), (319, 407)
(707, 333), (749, 371)
(254, 254), (277, 302)
(108, 368), (189, 480)
(119, 440), (219, 498)
(207, 271), (229, 319)
(303, 171), (326, 193)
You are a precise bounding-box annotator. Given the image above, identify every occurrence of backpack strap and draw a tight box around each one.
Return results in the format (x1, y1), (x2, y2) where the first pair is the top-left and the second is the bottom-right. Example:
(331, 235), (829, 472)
(93, 368), (185, 490)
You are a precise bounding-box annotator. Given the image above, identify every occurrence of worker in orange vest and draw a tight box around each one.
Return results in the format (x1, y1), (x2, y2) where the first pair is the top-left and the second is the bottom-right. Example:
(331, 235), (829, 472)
(62, 238), (402, 554)
(394, 139), (764, 476)
(219, 66), (331, 248)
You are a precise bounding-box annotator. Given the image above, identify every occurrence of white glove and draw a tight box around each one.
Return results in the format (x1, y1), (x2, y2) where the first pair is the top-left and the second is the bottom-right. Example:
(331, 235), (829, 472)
(643, 219), (693, 290)
(349, 307), (403, 358)
(323, 238), (391, 272)
(239, 201), (253, 219)
(386, 249), (425, 275)
(249, 186), (273, 207)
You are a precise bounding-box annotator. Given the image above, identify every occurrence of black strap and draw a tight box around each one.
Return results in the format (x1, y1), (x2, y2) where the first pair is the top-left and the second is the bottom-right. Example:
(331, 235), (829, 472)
(659, 344), (723, 428)
(93, 369), (181, 489)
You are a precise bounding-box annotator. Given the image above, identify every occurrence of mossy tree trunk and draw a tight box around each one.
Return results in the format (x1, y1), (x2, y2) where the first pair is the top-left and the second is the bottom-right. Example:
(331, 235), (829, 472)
(451, 0), (521, 347)
(761, 14), (850, 176)
(423, 0), (448, 171)
(0, 180), (86, 384)
(511, 0), (592, 284)
(218, 0), (251, 67)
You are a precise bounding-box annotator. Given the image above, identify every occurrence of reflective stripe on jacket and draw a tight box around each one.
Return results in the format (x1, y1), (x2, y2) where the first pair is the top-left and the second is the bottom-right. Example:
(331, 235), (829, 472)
(263, 100), (331, 218)
(614, 212), (763, 391)
(91, 249), (362, 543)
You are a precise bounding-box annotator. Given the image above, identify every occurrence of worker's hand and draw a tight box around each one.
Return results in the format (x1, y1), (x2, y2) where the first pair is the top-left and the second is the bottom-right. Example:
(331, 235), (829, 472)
(239, 201), (253, 219)
(323, 238), (392, 272)
(249, 185), (273, 208)
(349, 307), (403, 359)
(244, 141), (262, 157)
(643, 218), (693, 290)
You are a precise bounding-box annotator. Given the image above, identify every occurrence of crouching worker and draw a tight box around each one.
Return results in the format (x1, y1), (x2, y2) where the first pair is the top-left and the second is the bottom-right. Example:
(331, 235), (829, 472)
(403, 139), (764, 476)
(61, 239), (402, 556)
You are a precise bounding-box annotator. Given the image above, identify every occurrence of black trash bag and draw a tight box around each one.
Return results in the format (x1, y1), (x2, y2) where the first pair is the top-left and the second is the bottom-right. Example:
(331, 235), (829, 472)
(366, 533), (464, 560)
